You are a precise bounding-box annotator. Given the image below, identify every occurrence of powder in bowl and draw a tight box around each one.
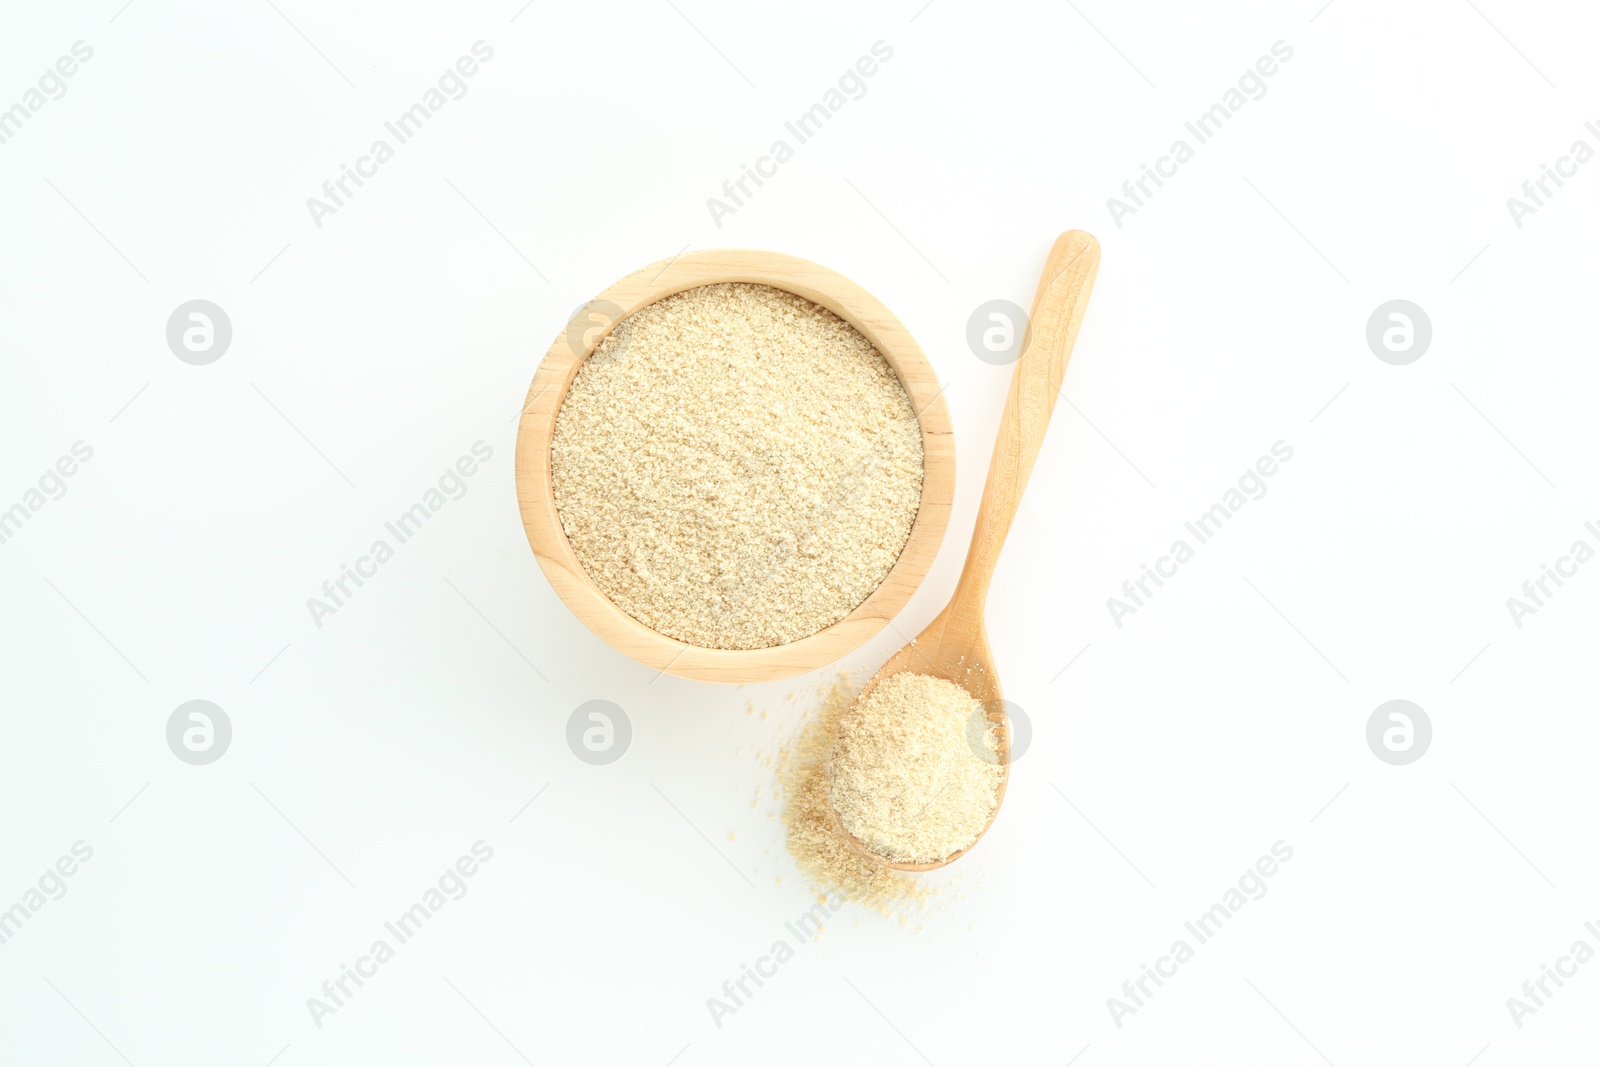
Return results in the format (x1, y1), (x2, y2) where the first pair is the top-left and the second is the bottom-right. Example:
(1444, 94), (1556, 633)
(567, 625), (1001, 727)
(551, 282), (924, 650)
(827, 673), (1003, 865)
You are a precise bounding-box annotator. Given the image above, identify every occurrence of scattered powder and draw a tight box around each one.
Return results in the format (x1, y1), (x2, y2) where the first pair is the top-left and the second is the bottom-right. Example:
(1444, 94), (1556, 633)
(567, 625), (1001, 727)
(777, 677), (931, 916)
(829, 673), (1003, 865)
(551, 283), (924, 650)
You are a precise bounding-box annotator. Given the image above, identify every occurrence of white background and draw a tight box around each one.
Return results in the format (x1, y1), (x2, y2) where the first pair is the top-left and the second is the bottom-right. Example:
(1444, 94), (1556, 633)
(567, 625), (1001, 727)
(2, 1), (1598, 1064)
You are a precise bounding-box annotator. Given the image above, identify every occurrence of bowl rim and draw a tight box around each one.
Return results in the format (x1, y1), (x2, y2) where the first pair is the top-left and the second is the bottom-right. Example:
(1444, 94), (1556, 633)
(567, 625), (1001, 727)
(514, 248), (954, 683)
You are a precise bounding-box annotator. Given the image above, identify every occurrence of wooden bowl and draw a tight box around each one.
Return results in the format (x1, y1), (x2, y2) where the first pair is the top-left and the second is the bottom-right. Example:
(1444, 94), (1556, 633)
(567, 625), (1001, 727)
(514, 249), (954, 683)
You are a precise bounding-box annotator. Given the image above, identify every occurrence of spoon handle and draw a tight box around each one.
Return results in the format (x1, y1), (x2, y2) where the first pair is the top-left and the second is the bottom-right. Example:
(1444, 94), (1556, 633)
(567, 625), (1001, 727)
(952, 230), (1101, 613)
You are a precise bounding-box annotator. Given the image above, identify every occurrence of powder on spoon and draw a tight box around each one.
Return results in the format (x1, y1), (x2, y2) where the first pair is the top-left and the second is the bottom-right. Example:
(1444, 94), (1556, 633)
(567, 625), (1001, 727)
(551, 282), (924, 650)
(828, 673), (1003, 865)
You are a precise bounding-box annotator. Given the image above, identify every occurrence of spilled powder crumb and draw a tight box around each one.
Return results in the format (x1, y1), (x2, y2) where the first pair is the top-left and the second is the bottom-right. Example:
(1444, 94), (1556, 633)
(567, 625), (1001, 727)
(775, 675), (933, 917)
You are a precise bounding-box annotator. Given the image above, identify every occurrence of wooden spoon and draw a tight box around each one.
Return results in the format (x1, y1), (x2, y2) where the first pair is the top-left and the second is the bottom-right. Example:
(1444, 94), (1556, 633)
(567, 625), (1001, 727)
(827, 230), (1101, 871)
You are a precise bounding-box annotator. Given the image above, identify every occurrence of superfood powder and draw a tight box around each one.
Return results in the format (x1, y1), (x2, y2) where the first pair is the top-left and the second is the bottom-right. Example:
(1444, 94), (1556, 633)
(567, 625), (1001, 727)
(778, 676), (931, 914)
(551, 282), (924, 650)
(828, 673), (1003, 865)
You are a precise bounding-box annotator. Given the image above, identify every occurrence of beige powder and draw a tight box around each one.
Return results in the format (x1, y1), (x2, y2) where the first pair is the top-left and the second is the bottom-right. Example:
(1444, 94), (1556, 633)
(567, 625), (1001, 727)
(777, 677), (931, 915)
(551, 283), (924, 650)
(828, 673), (1003, 865)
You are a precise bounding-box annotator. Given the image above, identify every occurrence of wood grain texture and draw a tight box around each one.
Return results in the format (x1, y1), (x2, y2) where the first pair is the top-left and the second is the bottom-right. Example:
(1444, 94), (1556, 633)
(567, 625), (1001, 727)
(831, 231), (1101, 871)
(514, 249), (955, 684)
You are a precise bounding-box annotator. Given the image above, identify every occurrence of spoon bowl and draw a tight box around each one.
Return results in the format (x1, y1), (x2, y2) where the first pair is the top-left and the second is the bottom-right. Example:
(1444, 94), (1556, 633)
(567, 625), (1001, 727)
(827, 230), (1102, 871)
